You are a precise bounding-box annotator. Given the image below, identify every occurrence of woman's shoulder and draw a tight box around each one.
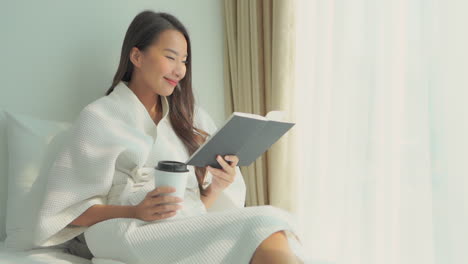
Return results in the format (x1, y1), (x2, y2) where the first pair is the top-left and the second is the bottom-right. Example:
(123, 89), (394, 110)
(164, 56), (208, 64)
(74, 95), (122, 127)
(83, 95), (117, 113)
(66, 96), (138, 145)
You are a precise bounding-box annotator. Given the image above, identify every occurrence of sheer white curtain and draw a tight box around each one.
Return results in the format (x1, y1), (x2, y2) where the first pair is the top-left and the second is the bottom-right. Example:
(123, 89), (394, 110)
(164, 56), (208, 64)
(294, 0), (468, 263)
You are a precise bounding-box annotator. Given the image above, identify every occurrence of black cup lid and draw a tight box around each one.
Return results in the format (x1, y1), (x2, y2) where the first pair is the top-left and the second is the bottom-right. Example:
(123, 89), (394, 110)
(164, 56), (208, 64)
(155, 160), (189, 173)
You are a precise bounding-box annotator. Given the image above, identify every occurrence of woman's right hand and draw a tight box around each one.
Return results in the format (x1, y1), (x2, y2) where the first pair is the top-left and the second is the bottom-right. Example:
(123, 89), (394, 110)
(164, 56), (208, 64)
(133, 186), (184, 221)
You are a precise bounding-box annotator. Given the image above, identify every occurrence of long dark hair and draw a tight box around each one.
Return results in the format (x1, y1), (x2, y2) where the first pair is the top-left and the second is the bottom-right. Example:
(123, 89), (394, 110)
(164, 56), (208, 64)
(106, 10), (211, 196)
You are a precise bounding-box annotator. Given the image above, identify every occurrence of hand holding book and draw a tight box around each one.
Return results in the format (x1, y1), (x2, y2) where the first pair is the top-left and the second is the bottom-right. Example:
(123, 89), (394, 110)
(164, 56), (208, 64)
(186, 110), (295, 169)
(206, 154), (239, 193)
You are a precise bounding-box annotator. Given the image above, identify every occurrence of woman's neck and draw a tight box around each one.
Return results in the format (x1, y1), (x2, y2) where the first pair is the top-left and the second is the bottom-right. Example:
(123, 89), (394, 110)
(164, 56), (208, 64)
(128, 78), (161, 120)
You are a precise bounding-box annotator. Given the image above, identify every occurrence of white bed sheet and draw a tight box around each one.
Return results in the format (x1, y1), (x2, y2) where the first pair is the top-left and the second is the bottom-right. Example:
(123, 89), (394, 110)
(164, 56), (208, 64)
(0, 240), (92, 264)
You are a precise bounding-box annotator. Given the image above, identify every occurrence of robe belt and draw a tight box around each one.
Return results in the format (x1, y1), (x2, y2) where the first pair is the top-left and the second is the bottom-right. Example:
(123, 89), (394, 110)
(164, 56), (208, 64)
(129, 166), (154, 186)
(106, 167), (153, 204)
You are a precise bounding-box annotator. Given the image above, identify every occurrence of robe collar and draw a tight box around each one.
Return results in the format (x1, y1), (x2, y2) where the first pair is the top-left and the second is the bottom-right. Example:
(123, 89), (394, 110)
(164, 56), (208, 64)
(111, 81), (170, 137)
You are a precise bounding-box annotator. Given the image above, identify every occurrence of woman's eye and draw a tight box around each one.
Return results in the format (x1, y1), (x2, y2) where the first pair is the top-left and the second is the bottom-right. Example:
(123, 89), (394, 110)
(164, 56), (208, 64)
(166, 56), (187, 64)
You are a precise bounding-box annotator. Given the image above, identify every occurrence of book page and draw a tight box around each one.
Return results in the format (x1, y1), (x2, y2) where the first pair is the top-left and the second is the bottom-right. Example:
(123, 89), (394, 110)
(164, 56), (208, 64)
(233, 112), (267, 120)
(265, 110), (287, 122)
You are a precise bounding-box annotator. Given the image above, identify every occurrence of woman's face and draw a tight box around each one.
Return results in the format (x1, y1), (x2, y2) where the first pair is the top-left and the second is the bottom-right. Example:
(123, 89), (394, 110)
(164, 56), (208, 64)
(134, 29), (188, 96)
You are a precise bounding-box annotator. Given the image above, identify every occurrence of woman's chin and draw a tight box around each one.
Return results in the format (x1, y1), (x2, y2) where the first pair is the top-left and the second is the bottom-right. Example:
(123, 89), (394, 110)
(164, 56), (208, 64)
(161, 87), (176, 96)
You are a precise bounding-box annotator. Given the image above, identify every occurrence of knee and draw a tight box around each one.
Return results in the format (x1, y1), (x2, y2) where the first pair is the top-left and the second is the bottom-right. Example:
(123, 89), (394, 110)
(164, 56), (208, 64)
(270, 230), (287, 239)
(260, 230), (289, 248)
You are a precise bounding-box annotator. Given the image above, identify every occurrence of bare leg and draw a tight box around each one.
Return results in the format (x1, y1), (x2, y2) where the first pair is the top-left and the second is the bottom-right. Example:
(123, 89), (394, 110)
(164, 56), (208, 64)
(250, 231), (303, 264)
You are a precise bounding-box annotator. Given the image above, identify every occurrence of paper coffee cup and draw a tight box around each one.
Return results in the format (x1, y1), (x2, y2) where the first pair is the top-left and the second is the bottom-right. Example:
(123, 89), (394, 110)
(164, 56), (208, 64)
(153, 160), (189, 219)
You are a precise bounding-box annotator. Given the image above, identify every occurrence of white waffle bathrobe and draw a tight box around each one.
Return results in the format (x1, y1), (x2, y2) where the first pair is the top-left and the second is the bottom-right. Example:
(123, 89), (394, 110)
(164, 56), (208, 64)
(33, 81), (304, 264)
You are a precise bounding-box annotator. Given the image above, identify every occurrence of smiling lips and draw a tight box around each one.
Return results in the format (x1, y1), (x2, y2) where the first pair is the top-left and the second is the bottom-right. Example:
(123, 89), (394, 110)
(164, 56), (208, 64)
(164, 77), (178, 86)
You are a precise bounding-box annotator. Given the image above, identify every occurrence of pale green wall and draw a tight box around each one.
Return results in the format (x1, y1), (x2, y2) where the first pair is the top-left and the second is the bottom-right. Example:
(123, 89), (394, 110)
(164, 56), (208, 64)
(0, 0), (226, 126)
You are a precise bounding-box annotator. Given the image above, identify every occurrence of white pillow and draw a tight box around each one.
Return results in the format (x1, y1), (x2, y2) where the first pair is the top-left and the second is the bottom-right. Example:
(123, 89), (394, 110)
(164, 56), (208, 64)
(4, 111), (71, 250)
(0, 110), (9, 241)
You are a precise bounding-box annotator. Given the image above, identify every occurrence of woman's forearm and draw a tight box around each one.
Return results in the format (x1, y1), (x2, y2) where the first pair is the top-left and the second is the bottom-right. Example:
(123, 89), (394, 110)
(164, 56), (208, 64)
(71, 186), (221, 226)
(69, 204), (136, 227)
(200, 185), (222, 209)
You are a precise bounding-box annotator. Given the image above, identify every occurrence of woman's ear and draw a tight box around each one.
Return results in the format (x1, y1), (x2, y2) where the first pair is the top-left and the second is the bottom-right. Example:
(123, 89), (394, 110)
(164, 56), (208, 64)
(129, 47), (142, 68)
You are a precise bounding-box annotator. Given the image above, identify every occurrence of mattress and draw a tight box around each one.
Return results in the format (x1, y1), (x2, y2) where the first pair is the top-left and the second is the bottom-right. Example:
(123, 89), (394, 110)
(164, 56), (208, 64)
(0, 240), (91, 264)
(1, 238), (317, 264)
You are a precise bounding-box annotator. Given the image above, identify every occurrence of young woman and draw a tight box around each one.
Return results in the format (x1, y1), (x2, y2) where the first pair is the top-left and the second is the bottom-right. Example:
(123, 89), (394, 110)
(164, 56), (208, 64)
(33, 10), (305, 264)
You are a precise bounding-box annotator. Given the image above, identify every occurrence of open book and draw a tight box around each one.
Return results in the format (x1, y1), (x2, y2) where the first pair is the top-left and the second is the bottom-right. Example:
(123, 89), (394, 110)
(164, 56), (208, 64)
(185, 111), (295, 169)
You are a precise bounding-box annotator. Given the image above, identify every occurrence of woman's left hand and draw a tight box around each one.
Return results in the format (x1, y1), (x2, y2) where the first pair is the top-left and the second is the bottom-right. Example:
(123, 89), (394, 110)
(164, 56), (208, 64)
(206, 155), (239, 193)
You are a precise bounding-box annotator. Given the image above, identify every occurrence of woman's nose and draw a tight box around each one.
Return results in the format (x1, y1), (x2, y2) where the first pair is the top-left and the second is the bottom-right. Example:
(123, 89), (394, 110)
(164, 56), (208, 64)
(173, 63), (185, 79)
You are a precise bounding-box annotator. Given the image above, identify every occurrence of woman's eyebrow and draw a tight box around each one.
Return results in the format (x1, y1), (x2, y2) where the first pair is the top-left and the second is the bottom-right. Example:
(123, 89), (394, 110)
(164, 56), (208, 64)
(164, 48), (188, 58)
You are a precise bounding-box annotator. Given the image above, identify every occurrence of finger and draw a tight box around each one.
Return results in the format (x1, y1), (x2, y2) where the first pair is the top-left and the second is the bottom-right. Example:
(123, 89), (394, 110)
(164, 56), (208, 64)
(152, 194), (183, 205)
(153, 211), (177, 220)
(216, 155), (235, 174)
(148, 186), (176, 197)
(208, 166), (234, 183)
(224, 155), (239, 167)
(207, 165), (226, 177)
(155, 203), (183, 214)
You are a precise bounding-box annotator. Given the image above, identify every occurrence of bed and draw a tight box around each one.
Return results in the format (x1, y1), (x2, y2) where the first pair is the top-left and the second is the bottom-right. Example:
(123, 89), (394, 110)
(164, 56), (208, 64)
(0, 240), (92, 264)
(0, 110), (132, 264)
(0, 109), (317, 264)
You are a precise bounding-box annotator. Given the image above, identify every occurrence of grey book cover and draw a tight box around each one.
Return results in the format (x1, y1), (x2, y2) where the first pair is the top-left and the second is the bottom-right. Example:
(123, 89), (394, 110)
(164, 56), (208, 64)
(185, 111), (295, 169)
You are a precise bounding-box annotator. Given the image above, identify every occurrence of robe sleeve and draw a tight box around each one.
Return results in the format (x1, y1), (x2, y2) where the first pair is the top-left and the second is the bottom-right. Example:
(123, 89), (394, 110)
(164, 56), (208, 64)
(33, 105), (126, 247)
(193, 106), (247, 212)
